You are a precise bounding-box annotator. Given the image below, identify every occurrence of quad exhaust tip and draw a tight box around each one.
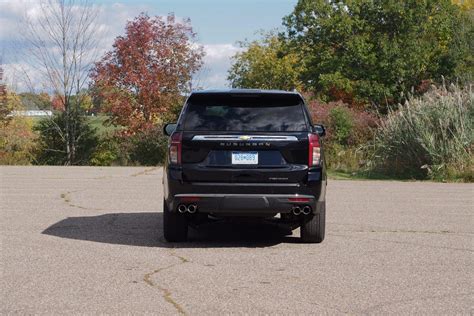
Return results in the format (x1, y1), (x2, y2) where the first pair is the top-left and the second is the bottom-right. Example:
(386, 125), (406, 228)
(292, 205), (312, 216)
(177, 204), (198, 214)
(302, 205), (312, 215)
(187, 204), (197, 214)
(292, 206), (301, 216)
(178, 204), (187, 213)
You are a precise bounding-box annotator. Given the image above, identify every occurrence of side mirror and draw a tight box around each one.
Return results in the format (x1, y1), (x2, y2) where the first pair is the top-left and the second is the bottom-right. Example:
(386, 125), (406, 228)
(163, 123), (177, 136)
(313, 124), (326, 137)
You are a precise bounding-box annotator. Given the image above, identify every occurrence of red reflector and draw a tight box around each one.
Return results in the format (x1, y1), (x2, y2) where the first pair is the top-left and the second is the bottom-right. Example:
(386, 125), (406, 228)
(180, 196), (201, 202)
(288, 197), (310, 202)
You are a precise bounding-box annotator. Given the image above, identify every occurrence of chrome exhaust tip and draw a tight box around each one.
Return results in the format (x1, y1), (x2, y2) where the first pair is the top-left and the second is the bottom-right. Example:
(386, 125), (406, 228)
(177, 204), (187, 213)
(187, 204), (197, 214)
(292, 206), (301, 216)
(302, 205), (312, 215)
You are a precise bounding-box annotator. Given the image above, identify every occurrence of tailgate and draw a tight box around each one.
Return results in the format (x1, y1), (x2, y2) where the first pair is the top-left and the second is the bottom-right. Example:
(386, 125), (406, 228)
(181, 133), (308, 183)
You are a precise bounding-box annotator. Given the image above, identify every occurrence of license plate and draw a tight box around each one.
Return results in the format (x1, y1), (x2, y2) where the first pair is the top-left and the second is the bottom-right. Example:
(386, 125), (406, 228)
(232, 151), (258, 165)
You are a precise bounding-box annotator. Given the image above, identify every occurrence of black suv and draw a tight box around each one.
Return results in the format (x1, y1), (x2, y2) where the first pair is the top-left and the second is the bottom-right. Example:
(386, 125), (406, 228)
(163, 89), (326, 243)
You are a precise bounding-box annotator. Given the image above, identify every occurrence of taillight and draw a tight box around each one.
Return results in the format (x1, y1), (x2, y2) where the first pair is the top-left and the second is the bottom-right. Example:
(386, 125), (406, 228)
(169, 132), (182, 165)
(308, 133), (321, 167)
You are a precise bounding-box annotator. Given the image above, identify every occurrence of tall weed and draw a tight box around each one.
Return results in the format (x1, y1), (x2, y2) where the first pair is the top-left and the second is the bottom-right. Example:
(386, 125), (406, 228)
(373, 84), (473, 180)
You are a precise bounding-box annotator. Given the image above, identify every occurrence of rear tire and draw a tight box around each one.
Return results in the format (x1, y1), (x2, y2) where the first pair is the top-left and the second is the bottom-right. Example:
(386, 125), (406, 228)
(163, 200), (188, 242)
(300, 202), (325, 243)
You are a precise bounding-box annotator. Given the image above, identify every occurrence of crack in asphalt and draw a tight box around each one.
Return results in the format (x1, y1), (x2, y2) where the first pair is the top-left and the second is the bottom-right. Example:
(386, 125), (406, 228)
(93, 175), (113, 180)
(60, 190), (103, 211)
(93, 167), (160, 179)
(130, 167), (159, 177)
(143, 251), (190, 315)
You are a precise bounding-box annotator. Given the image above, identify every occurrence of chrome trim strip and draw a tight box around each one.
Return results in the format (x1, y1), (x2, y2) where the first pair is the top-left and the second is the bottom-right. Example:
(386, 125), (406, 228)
(192, 135), (299, 141)
(175, 193), (314, 198)
(190, 182), (300, 187)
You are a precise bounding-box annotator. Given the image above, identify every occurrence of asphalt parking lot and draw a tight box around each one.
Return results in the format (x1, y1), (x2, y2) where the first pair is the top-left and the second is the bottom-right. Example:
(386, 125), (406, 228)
(1, 166), (473, 314)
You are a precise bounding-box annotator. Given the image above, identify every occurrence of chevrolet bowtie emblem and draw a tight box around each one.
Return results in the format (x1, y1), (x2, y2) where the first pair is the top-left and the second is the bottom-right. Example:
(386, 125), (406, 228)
(239, 135), (251, 140)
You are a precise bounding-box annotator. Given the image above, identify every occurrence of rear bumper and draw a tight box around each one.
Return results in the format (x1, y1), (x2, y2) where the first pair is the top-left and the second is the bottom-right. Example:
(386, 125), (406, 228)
(163, 165), (326, 216)
(171, 193), (318, 215)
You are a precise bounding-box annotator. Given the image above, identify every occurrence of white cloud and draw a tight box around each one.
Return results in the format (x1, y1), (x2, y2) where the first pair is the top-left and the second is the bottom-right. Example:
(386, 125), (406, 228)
(197, 44), (243, 89)
(0, 1), (37, 40)
(95, 3), (152, 54)
(3, 62), (42, 92)
(203, 44), (242, 61)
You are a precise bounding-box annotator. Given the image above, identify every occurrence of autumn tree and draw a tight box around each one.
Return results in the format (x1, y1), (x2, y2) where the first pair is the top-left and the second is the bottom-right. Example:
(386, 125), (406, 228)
(0, 63), (38, 165)
(0, 63), (25, 123)
(91, 13), (204, 132)
(22, 0), (100, 165)
(52, 95), (65, 111)
(228, 32), (303, 91)
(19, 93), (51, 111)
(52, 92), (93, 113)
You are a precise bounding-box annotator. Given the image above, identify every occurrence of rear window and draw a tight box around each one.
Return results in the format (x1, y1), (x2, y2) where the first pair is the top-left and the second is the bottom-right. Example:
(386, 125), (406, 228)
(183, 94), (308, 132)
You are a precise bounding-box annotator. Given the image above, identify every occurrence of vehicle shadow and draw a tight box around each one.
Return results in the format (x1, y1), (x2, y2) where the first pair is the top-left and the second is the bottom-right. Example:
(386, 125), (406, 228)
(42, 212), (300, 248)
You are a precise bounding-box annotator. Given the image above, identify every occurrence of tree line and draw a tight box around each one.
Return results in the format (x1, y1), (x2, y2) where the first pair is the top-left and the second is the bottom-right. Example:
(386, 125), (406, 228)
(229, 0), (473, 110)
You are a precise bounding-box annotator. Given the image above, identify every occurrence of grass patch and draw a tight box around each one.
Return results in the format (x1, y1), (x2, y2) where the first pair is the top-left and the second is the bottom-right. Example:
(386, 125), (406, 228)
(28, 115), (120, 136)
(87, 115), (121, 136)
(327, 169), (412, 181)
(328, 168), (472, 182)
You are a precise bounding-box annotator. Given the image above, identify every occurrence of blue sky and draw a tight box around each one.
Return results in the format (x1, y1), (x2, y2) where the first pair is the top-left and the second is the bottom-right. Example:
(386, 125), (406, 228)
(95, 0), (296, 44)
(1, 0), (297, 90)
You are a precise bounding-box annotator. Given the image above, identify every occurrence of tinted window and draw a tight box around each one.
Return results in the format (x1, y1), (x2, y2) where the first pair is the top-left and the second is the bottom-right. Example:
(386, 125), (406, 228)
(183, 95), (308, 132)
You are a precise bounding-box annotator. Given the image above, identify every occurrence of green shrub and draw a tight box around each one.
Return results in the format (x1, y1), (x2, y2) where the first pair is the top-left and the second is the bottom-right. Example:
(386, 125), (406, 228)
(91, 126), (168, 166)
(128, 127), (168, 166)
(372, 84), (473, 181)
(309, 98), (378, 174)
(328, 106), (353, 146)
(89, 134), (120, 166)
(34, 112), (99, 165)
(309, 98), (379, 146)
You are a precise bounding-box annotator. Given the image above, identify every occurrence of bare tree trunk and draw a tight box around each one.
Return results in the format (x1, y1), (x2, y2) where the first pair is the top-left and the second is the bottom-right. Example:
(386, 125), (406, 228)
(0, 62), (8, 123)
(21, 0), (100, 165)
